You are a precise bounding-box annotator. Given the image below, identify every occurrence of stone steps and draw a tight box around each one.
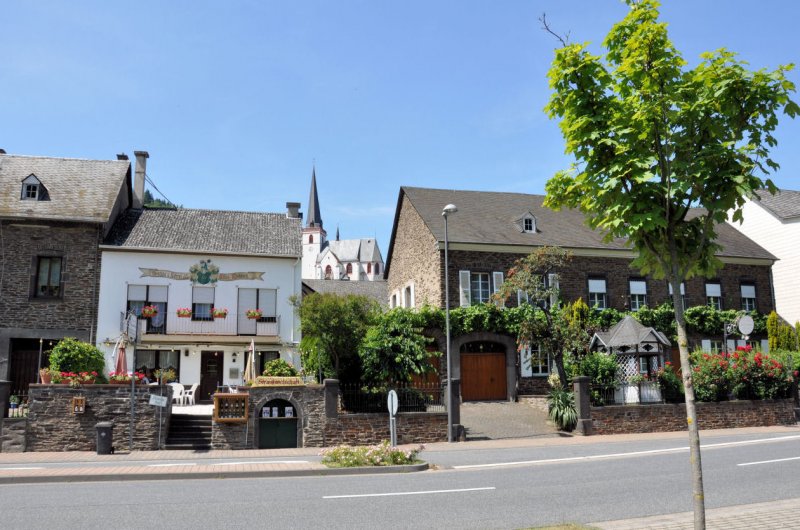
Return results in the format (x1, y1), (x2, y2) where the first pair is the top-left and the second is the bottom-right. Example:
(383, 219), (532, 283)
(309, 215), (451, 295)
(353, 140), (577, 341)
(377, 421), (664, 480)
(165, 413), (212, 450)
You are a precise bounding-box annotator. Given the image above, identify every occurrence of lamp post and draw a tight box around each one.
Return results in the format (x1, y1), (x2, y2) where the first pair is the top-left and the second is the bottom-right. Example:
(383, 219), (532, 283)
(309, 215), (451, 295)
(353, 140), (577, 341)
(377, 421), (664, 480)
(442, 203), (457, 442)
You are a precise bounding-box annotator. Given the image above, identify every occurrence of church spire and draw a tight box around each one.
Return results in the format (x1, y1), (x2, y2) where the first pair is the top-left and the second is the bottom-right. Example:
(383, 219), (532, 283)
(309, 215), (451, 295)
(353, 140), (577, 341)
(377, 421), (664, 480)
(336, 224), (340, 241)
(306, 165), (323, 228)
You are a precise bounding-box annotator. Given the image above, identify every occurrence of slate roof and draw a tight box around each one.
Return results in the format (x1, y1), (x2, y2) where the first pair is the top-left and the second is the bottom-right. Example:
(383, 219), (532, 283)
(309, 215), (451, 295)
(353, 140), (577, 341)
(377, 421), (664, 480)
(317, 238), (384, 264)
(590, 315), (671, 351)
(386, 187), (775, 275)
(0, 153), (129, 223)
(104, 208), (301, 257)
(753, 188), (800, 220)
(303, 279), (388, 304)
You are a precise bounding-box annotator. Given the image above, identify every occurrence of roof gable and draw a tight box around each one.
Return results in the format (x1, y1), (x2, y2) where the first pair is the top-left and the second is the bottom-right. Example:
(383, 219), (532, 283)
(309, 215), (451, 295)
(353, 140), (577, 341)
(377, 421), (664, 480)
(753, 188), (800, 221)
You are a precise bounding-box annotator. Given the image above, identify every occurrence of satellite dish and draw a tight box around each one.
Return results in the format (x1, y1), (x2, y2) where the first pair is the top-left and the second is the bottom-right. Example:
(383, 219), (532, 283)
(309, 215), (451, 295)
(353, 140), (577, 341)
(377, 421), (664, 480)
(738, 315), (755, 336)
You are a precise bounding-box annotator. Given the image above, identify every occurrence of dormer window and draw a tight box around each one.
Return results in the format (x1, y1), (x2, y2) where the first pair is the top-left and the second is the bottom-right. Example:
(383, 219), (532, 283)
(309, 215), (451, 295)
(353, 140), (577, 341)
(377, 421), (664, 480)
(20, 174), (49, 201)
(523, 218), (534, 232)
(517, 212), (536, 233)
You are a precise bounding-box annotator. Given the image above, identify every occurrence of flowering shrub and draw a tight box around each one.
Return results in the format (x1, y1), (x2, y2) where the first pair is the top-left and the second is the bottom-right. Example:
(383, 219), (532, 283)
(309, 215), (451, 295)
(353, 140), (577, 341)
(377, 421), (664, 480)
(52, 371), (98, 388)
(108, 371), (144, 384)
(141, 305), (158, 318)
(655, 362), (684, 403)
(154, 368), (177, 382)
(320, 440), (424, 468)
(690, 346), (793, 401)
(212, 307), (229, 318)
(176, 307), (192, 317)
(246, 309), (263, 319)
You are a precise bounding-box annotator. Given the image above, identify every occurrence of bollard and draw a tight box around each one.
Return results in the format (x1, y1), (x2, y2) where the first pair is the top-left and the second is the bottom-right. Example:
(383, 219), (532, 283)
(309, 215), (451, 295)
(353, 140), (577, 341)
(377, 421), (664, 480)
(96, 422), (114, 455)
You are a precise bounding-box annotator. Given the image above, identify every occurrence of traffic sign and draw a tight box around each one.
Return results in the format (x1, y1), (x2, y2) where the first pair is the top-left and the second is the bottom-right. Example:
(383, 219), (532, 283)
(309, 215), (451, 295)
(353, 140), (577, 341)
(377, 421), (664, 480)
(387, 389), (398, 416)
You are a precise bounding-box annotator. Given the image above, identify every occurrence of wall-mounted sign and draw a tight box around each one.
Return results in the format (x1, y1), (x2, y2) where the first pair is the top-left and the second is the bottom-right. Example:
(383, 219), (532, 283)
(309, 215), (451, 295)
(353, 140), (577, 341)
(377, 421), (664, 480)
(139, 259), (264, 285)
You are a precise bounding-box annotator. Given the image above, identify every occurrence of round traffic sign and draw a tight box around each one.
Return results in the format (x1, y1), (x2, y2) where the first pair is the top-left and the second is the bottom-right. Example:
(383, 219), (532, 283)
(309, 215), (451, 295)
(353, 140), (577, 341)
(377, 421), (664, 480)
(738, 315), (754, 336)
(387, 389), (398, 416)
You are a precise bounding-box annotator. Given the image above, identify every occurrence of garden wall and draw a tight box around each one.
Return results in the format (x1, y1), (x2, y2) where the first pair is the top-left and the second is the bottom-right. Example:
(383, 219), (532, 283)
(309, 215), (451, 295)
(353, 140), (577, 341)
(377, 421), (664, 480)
(590, 399), (796, 435)
(0, 418), (27, 452)
(25, 384), (172, 452)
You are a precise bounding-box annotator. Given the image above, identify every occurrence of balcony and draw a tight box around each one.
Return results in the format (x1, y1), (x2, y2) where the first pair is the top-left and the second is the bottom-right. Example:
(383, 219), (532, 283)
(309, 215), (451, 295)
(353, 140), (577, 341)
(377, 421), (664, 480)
(138, 313), (280, 338)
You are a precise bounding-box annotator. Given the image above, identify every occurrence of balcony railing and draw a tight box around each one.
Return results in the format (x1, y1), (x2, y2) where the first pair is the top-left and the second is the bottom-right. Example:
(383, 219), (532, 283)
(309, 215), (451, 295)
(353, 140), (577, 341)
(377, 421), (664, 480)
(139, 313), (280, 337)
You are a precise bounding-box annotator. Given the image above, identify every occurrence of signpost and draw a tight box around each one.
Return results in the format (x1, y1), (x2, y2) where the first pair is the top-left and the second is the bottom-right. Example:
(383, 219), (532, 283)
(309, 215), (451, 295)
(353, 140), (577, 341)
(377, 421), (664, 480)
(149, 394), (168, 407)
(387, 389), (398, 447)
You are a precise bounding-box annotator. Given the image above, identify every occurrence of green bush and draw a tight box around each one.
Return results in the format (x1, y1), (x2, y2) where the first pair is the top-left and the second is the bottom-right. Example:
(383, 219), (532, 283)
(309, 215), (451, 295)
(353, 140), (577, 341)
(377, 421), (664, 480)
(48, 338), (106, 375)
(656, 362), (684, 403)
(547, 387), (577, 431)
(571, 351), (618, 406)
(262, 358), (298, 377)
(320, 440), (424, 467)
(691, 346), (793, 402)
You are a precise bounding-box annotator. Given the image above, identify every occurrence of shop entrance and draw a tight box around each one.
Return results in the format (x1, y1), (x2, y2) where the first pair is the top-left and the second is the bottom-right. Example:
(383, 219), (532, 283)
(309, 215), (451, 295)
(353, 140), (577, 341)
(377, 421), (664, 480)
(258, 398), (298, 449)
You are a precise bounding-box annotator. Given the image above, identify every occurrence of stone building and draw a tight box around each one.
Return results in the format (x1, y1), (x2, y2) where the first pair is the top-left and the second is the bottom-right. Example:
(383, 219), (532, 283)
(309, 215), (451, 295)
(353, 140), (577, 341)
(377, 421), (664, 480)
(0, 149), (132, 405)
(385, 186), (777, 400)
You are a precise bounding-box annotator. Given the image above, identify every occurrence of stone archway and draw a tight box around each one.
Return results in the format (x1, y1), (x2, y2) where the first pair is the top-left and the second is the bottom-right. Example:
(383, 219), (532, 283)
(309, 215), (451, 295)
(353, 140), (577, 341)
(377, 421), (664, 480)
(253, 391), (305, 448)
(451, 332), (517, 402)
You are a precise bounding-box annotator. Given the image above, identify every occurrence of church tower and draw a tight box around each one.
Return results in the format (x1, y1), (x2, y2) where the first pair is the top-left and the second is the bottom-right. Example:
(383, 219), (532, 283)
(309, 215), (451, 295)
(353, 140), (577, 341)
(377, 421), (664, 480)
(302, 167), (326, 279)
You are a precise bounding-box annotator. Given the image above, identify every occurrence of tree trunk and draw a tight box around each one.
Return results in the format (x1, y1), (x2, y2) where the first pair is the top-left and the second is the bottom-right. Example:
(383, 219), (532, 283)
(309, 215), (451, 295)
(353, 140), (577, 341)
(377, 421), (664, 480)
(670, 276), (706, 529)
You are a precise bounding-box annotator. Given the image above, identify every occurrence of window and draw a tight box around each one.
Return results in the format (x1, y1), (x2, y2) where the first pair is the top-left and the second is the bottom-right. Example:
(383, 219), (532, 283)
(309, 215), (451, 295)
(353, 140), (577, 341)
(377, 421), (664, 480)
(391, 294), (397, 308)
(127, 285), (168, 333)
(35, 256), (62, 298)
(24, 183), (39, 199)
(523, 218), (534, 232)
(741, 283), (756, 311)
(629, 279), (647, 311)
(21, 175), (47, 201)
(705, 282), (721, 310)
(521, 344), (551, 376)
(192, 286), (214, 321)
(134, 349), (180, 375)
(367, 262), (372, 274)
(324, 265), (332, 279)
(517, 289), (529, 306)
(471, 272), (491, 304)
(588, 278), (607, 309)
(308, 234), (313, 244)
(404, 285), (414, 308)
(346, 263), (353, 275)
(668, 282), (687, 310)
(375, 263), (380, 275)
(709, 340), (723, 352)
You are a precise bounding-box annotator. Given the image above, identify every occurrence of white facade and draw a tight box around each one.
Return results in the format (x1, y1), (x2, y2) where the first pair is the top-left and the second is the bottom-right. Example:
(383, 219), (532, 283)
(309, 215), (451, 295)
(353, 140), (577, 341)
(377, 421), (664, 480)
(96, 251), (302, 393)
(731, 198), (800, 324)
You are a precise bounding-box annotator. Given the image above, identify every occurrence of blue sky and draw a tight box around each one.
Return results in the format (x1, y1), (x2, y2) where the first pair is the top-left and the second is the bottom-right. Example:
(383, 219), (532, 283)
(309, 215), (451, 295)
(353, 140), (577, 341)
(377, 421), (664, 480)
(3, 1), (798, 254)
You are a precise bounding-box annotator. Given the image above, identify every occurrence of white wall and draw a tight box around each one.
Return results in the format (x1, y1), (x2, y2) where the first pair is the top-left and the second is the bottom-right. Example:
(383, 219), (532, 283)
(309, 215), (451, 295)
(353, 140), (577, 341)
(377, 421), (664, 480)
(96, 250), (302, 383)
(731, 199), (800, 324)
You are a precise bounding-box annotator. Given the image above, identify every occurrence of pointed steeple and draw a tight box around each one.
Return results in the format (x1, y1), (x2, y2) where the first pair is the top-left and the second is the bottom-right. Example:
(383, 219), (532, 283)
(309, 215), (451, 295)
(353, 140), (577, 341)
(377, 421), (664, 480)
(336, 224), (340, 241)
(306, 166), (323, 228)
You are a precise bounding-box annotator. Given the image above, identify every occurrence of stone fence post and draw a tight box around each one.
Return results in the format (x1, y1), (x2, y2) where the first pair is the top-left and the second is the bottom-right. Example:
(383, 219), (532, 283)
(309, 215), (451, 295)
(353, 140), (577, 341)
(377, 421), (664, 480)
(324, 379), (339, 419)
(447, 378), (464, 441)
(573, 376), (593, 435)
(0, 380), (9, 419)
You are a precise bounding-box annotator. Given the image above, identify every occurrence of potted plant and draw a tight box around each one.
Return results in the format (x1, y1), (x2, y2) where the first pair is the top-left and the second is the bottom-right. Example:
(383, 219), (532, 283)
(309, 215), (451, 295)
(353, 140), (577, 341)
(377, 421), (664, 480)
(9, 395), (19, 410)
(154, 367), (177, 384)
(212, 307), (229, 319)
(39, 367), (52, 384)
(176, 307), (192, 318)
(141, 305), (158, 318)
(246, 309), (263, 320)
(109, 371), (145, 384)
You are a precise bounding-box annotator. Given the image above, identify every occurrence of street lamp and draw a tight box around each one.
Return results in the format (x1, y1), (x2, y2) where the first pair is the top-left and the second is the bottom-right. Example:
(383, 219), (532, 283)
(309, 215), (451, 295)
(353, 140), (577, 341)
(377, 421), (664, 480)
(442, 203), (457, 442)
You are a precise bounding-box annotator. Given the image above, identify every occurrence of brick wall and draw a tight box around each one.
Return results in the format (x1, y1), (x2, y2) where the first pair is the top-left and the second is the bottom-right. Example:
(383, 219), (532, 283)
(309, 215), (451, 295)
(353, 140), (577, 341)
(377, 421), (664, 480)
(590, 399), (795, 435)
(25, 384), (171, 451)
(0, 220), (102, 332)
(386, 195), (441, 307)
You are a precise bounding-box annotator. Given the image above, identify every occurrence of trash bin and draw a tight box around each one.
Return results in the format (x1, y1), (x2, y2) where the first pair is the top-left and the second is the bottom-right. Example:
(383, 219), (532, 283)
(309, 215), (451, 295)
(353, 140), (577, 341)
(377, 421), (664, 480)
(96, 422), (114, 455)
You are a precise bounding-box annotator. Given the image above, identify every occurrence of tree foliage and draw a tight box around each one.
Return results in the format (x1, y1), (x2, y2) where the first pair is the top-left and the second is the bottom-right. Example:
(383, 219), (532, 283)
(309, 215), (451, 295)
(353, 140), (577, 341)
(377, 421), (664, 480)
(294, 293), (379, 384)
(48, 338), (106, 375)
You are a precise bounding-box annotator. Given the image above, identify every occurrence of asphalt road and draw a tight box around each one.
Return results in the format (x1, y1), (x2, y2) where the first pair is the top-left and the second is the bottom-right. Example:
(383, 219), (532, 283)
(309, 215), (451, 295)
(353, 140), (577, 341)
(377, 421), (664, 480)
(1, 432), (798, 529)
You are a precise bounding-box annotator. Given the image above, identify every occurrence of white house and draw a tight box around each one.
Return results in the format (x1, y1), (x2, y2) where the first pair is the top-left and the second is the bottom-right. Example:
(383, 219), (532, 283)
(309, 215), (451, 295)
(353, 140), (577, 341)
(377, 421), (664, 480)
(96, 166), (302, 403)
(730, 188), (800, 325)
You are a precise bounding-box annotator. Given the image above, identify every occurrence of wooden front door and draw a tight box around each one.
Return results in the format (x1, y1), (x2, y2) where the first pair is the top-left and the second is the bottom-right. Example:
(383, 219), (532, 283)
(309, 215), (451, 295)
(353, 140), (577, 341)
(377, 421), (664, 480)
(461, 352), (506, 401)
(9, 339), (45, 399)
(199, 351), (223, 403)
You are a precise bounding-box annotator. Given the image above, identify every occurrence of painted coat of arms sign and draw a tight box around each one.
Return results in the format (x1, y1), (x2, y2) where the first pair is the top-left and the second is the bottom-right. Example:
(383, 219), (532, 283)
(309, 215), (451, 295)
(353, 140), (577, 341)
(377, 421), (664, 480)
(139, 259), (264, 284)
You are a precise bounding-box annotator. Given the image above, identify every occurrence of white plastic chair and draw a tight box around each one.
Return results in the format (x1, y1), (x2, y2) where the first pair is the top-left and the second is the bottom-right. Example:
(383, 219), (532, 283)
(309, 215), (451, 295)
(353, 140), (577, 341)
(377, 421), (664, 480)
(183, 383), (199, 405)
(169, 383), (185, 405)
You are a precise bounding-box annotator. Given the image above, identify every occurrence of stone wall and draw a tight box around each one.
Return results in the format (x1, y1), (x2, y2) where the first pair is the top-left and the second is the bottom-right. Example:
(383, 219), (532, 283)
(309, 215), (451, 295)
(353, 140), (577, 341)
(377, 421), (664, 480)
(25, 384), (171, 452)
(212, 383), (447, 449)
(0, 418), (27, 453)
(519, 377), (550, 396)
(590, 399), (796, 435)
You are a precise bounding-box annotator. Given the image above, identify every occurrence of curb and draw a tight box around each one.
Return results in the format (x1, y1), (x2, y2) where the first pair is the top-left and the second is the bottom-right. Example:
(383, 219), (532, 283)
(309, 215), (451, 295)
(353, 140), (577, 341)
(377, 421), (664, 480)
(0, 462), (429, 485)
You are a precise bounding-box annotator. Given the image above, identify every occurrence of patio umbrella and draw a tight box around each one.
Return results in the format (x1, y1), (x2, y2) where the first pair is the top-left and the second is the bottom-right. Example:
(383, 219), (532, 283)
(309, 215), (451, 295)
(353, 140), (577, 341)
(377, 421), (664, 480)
(115, 340), (128, 375)
(244, 339), (256, 383)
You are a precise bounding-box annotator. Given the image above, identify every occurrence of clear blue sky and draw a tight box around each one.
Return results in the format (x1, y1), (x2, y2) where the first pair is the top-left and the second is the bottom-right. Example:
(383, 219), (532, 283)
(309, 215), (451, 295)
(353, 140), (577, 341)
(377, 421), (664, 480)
(3, 1), (798, 254)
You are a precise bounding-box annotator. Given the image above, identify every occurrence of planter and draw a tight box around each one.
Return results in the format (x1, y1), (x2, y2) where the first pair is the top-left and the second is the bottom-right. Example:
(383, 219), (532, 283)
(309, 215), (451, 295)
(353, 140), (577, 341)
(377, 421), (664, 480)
(177, 314), (192, 318)
(40, 369), (52, 384)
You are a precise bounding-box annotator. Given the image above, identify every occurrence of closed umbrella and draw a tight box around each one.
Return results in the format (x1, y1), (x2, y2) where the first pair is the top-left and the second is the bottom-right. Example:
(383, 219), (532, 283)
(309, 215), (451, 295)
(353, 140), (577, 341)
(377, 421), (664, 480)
(115, 341), (128, 375)
(244, 339), (256, 383)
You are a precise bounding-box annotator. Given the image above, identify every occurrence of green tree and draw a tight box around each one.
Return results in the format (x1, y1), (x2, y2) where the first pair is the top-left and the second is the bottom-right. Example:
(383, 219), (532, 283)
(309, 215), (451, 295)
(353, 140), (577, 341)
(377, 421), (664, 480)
(767, 311), (781, 351)
(48, 338), (106, 375)
(294, 293), (379, 384)
(359, 308), (436, 385)
(542, 2), (796, 525)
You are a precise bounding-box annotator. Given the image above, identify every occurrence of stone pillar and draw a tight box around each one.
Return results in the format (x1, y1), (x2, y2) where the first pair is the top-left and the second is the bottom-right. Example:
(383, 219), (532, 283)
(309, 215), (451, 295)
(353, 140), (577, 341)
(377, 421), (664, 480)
(323, 379), (339, 419)
(0, 380), (9, 419)
(448, 379), (465, 441)
(573, 376), (593, 436)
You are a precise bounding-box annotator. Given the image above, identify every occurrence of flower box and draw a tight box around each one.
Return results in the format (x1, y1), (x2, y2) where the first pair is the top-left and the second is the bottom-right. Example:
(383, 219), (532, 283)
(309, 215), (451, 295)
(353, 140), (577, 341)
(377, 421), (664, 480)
(246, 309), (263, 320)
(176, 307), (192, 318)
(212, 308), (229, 319)
(141, 305), (158, 318)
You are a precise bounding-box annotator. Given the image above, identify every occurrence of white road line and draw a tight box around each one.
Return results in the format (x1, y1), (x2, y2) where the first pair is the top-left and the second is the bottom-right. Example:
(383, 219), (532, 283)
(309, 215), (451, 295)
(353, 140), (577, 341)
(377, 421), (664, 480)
(738, 456), (800, 467)
(147, 463), (197, 467)
(454, 434), (800, 470)
(324, 487), (495, 499)
(0, 467), (44, 470)
(213, 460), (309, 466)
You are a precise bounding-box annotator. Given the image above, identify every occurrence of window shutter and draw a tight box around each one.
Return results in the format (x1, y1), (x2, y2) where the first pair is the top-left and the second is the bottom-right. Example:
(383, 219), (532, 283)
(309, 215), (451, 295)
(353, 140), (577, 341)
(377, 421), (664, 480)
(548, 273), (560, 308)
(705, 283), (721, 297)
(701, 340), (711, 353)
(128, 285), (147, 301)
(192, 286), (214, 304)
(761, 339), (769, 353)
(726, 339), (736, 352)
(459, 270), (471, 307)
(259, 289), (277, 316)
(492, 272), (504, 306)
(150, 285), (169, 303)
(741, 284), (756, 298)
(736, 340), (746, 348)
(520, 346), (533, 377)
(630, 280), (647, 295)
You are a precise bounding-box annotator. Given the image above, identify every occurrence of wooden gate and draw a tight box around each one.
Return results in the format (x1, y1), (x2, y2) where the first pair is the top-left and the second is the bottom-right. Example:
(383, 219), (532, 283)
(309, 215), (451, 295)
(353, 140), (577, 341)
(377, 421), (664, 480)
(461, 352), (506, 401)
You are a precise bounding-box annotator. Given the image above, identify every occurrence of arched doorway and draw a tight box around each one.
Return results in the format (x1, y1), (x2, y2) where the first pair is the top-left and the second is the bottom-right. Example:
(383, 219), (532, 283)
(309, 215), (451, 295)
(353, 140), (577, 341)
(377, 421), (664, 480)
(257, 398), (298, 448)
(460, 340), (507, 401)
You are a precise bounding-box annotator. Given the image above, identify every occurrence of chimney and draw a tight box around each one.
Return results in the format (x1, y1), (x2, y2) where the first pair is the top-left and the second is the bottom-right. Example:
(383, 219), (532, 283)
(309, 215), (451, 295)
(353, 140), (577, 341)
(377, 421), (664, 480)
(133, 150), (149, 209)
(116, 153), (129, 161)
(286, 202), (300, 218)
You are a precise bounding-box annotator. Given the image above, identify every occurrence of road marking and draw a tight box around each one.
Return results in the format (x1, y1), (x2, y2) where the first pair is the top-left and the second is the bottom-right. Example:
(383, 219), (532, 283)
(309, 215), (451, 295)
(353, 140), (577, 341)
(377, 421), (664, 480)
(454, 434), (800, 470)
(738, 456), (800, 467)
(213, 460), (308, 466)
(147, 463), (197, 467)
(0, 467), (44, 470)
(324, 487), (495, 499)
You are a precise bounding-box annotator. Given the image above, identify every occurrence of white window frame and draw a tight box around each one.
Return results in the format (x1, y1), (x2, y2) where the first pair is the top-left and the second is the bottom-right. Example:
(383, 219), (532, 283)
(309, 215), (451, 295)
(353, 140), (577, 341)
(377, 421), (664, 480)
(470, 272), (491, 304)
(741, 283), (756, 311)
(706, 282), (721, 310)
(523, 217), (534, 233)
(521, 344), (551, 376)
(668, 282), (687, 310)
(588, 278), (607, 310)
(629, 279), (647, 311)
